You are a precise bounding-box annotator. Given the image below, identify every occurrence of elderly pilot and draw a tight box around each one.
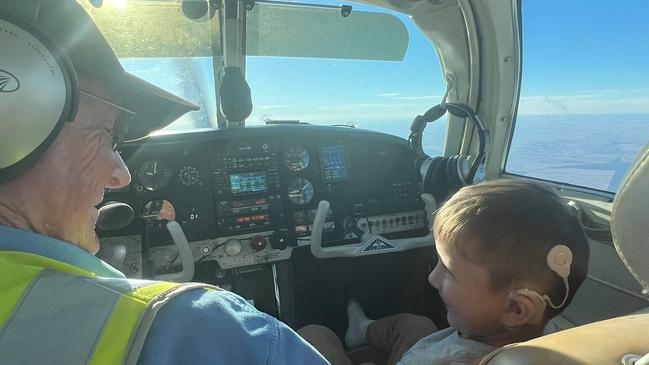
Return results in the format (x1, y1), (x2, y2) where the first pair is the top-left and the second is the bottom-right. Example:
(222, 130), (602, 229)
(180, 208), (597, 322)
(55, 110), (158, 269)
(0, 1), (328, 364)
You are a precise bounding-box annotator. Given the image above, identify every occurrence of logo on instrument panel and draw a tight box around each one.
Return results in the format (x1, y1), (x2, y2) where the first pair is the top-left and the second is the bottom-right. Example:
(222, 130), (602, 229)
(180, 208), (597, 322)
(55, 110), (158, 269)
(0, 70), (20, 93)
(361, 236), (397, 253)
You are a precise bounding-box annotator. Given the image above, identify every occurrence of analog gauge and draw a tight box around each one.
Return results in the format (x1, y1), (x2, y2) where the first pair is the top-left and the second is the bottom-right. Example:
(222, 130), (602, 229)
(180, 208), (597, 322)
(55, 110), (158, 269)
(179, 165), (201, 186)
(284, 145), (310, 172)
(288, 177), (314, 205)
(143, 199), (176, 221)
(137, 160), (172, 191)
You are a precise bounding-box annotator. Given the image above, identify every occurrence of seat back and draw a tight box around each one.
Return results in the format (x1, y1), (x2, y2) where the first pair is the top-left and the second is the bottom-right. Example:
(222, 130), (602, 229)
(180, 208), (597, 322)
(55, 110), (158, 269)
(611, 142), (649, 296)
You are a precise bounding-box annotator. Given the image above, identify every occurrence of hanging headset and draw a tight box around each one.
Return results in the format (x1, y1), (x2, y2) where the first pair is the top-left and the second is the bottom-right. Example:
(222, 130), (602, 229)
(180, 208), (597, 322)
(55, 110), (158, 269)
(0, 10), (79, 184)
(408, 102), (490, 204)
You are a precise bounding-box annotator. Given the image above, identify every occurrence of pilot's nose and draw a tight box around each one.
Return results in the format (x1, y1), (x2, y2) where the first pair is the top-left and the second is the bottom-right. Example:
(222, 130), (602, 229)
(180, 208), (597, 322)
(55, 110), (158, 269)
(107, 151), (131, 189)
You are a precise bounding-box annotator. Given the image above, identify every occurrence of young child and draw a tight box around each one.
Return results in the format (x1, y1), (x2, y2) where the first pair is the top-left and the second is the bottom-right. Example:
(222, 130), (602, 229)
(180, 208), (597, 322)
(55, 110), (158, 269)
(299, 179), (590, 365)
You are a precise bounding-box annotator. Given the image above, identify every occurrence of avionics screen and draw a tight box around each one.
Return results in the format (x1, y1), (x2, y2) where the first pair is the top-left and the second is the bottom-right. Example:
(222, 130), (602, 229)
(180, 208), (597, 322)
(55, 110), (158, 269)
(229, 172), (267, 194)
(320, 143), (350, 182)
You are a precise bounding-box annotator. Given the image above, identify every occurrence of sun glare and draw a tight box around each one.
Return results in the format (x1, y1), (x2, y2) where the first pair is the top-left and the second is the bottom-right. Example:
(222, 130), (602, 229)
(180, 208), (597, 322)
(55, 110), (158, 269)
(104, 0), (127, 9)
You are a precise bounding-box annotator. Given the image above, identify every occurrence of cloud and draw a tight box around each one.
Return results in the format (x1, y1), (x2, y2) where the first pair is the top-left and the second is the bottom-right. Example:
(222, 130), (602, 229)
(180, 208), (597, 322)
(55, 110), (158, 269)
(394, 94), (443, 101)
(247, 102), (427, 123)
(316, 102), (423, 111)
(257, 104), (297, 109)
(519, 93), (649, 115)
(376, 93), (443, 101)
(542, 96), (569, 114)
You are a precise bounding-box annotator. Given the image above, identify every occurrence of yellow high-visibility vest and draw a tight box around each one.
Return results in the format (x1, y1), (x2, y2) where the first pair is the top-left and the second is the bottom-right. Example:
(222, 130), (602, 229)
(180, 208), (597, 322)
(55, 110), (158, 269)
(0, 250), (216, 365)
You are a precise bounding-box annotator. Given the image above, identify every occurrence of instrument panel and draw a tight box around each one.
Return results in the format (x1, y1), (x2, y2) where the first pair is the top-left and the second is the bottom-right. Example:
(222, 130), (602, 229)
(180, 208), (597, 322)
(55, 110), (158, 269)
(100, 125), (427, 274)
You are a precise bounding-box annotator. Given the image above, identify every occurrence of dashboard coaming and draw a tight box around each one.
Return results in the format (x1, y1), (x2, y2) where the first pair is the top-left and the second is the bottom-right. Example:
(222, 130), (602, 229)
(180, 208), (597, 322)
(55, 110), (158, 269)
(99, 125), (428, 277)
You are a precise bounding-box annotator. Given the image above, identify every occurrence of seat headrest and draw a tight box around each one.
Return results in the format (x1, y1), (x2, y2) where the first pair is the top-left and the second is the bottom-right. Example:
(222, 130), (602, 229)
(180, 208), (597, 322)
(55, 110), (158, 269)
(478, 314), (649, 365)
(611, 141), (649, 296)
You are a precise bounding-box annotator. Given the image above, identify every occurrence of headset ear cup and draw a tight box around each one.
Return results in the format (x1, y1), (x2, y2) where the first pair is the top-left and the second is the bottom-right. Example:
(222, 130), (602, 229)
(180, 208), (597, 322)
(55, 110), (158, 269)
(424, 157), (453, 203)
(423, 157), (442, 193)
(422, 155), (473, 204)
(0, 12), (77, 184)
(445, 155), (465, 193)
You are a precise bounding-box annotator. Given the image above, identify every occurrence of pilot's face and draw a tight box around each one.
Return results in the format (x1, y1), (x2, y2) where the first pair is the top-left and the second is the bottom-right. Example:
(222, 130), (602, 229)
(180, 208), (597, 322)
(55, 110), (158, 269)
(428, 239), (507, 338)
(37, 75), (131, 254)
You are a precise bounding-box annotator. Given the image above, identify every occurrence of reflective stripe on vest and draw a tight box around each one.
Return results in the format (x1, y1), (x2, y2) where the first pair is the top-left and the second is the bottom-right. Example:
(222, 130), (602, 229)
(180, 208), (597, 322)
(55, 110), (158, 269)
(0, 251), (218, 365)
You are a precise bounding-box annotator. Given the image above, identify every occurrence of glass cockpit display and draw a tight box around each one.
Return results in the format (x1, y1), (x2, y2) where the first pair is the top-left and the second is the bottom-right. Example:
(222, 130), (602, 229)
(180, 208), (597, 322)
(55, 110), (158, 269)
(229, 172), (268, 194)
(320, 143), (350, 182)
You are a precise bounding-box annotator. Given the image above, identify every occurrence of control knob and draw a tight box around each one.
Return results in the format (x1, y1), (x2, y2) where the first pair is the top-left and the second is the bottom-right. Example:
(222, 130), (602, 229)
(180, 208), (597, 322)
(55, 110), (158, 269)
(224, 239), (242, 256)
(270, 229), (289, 250)
(251, 235), (267, 251)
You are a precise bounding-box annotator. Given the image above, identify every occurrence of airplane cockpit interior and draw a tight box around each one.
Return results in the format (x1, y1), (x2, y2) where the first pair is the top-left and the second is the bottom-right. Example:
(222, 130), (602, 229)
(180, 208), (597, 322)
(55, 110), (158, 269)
(44, 0), (649, 362)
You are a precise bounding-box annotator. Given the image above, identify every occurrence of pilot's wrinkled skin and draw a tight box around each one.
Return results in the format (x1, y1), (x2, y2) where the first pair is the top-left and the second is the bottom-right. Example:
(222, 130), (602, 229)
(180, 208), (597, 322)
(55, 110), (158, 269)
(0, 74), (130, 254)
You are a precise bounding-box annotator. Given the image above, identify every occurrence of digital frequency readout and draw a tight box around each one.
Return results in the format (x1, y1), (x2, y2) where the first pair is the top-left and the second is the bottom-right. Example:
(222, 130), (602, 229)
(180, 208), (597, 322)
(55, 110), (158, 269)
(229, 172), (267, 194)
(236, 213), (269, 224)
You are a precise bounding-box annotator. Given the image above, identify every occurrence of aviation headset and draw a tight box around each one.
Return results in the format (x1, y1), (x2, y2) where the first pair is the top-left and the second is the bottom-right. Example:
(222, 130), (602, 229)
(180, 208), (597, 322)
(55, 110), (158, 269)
(0, 10), (79, 184)
(408, 102), (489, 204)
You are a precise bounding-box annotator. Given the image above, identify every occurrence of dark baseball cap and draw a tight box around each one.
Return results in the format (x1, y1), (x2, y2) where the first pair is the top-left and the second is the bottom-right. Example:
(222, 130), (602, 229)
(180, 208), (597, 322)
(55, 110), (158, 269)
(3, 0), (200, 141)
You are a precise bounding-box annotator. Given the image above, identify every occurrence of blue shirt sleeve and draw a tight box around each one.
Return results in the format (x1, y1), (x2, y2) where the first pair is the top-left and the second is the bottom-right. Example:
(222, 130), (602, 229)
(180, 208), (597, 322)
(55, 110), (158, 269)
(137, 288), (329, 365)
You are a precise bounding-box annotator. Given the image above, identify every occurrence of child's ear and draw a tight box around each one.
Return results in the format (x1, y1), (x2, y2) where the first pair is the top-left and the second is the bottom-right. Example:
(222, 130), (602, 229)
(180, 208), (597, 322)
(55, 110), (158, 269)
(501, 292), (545, 328)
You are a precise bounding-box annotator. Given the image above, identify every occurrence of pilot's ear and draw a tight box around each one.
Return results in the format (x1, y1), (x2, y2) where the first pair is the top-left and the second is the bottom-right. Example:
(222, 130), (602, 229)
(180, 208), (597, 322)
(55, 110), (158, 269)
(501, 291), (545, 329)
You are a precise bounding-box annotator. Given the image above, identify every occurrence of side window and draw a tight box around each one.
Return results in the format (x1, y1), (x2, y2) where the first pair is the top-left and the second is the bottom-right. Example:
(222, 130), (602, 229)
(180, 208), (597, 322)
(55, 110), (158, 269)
(506, 0), (649, 193)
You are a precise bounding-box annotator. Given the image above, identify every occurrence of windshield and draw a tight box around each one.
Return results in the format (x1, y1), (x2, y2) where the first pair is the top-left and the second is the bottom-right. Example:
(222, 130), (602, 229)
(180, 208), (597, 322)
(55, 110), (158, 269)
(80, 0), (220, 131)
(82, 0), (446, 155)
(245, 0), (446, 155)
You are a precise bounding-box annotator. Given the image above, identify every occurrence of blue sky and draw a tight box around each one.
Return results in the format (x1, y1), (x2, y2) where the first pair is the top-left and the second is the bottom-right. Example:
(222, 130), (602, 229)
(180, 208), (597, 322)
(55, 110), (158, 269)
(245, 0), (444, 124)
(113, 0), (648, 191)
(518, 0), (649, 114)
(245, 0), (649, 120)
(118, 0), (649, 126)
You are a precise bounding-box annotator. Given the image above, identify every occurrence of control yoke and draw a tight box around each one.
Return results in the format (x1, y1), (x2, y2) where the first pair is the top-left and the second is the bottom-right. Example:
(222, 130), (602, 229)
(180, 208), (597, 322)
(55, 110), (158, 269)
(310, 194), (438, 259)
(154, 221), (195, 282)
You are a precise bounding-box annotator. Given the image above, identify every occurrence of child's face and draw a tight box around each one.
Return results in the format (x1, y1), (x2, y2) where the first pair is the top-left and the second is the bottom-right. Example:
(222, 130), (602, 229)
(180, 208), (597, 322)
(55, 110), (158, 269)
(428, 239), (508, 337)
